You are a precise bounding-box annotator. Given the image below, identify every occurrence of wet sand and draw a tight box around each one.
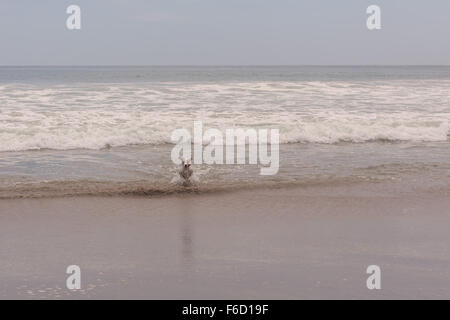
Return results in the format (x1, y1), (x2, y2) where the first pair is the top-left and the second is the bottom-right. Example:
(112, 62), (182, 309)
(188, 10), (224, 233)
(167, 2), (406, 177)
(1, 182), (450, 299)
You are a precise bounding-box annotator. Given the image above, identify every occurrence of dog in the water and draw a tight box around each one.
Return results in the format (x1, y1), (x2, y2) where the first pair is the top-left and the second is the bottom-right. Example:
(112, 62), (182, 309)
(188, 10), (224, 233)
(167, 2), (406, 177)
(179, 158), (193, 185)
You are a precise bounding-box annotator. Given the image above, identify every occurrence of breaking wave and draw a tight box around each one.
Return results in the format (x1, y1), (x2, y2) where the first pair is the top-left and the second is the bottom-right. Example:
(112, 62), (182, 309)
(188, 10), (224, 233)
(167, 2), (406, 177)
(0, 110), (448, 151)
(1, 80), (449, 151)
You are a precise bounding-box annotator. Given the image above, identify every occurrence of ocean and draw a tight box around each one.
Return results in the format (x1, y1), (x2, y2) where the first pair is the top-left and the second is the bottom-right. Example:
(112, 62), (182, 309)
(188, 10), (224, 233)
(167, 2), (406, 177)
(0, 66), (449, 198)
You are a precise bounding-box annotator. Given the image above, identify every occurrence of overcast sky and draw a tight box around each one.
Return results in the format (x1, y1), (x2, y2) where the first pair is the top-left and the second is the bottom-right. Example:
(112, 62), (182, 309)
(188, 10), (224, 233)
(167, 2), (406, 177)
(1, 0), (449, 65)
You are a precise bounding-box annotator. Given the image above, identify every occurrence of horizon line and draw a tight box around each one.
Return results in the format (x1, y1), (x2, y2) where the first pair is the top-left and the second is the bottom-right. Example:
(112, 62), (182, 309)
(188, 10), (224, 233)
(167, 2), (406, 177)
(1, 64), (450, 68)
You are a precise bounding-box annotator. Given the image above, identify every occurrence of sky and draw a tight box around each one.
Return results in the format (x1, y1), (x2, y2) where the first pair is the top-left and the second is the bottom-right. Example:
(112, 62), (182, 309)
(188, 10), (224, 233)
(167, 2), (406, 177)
(1, 0), (449, 65)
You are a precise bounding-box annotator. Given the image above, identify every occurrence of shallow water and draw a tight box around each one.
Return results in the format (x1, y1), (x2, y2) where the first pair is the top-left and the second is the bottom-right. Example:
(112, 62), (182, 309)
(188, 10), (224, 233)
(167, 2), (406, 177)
(0, 66), (449, 198)
(0, 142), (449, 198)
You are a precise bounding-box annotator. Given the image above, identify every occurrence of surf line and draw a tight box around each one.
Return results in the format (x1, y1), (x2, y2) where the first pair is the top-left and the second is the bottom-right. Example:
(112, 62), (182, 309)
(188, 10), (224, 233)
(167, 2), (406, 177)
(182, 304), (216, 318)
(171, 121), (280, 175)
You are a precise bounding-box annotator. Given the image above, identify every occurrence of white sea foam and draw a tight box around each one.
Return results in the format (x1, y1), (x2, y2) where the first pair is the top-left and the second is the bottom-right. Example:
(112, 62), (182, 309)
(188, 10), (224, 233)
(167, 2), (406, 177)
(0, 81), (449, 151)
(0, 109), (448, 151)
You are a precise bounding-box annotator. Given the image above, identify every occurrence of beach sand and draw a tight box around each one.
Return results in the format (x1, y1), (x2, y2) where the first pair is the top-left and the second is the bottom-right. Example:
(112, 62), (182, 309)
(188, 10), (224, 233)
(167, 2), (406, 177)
(1, 181), (450, 300)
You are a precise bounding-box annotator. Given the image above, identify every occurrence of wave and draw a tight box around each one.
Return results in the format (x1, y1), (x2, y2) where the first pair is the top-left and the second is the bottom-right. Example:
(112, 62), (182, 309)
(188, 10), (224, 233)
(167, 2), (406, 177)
(0, 176), (382, 199)
(1, 161), (448, 199)
(0, 110), (448, 152)
(1, 80), (449, 151)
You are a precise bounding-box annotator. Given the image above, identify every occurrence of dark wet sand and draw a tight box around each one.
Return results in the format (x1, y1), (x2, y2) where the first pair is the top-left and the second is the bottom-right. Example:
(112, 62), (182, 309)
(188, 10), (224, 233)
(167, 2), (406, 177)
(1, 182), (450, 299)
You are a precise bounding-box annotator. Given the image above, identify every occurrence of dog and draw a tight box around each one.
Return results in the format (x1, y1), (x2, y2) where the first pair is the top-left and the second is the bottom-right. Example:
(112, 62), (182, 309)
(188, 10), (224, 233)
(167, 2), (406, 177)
(179, 158), (193, 185)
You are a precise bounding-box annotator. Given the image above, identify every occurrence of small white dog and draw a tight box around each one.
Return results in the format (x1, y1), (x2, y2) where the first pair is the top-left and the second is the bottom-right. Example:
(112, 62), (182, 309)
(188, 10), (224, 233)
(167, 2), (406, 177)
(179, 158), (193, 185)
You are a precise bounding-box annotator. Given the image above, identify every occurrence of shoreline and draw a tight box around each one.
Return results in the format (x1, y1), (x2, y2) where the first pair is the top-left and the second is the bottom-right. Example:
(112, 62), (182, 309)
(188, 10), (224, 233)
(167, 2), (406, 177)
(1, 182), (450, 299)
